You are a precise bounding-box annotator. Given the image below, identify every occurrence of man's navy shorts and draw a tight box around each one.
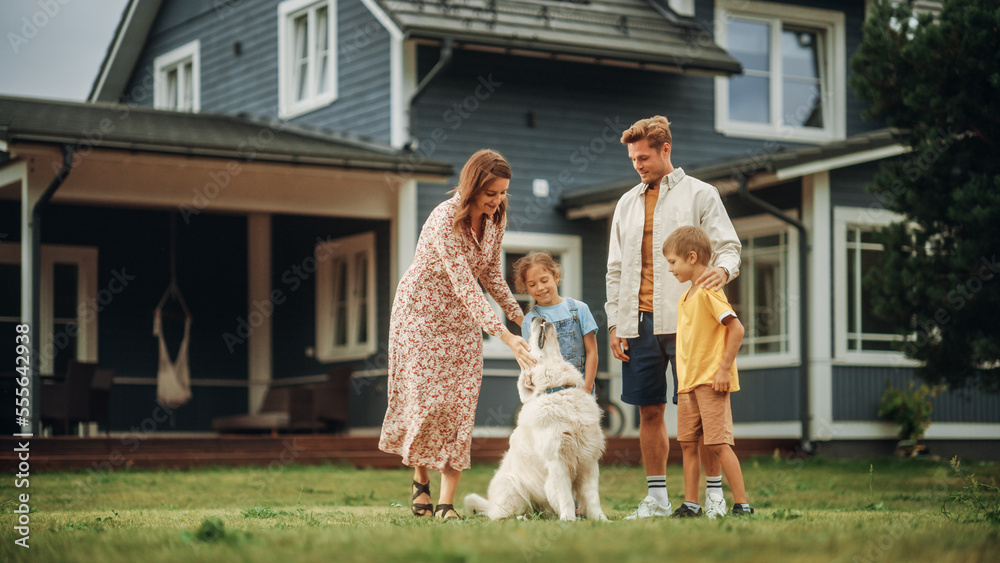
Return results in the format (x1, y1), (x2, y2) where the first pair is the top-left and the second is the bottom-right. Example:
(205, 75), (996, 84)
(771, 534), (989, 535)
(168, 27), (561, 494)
(620, 311), (678, 406)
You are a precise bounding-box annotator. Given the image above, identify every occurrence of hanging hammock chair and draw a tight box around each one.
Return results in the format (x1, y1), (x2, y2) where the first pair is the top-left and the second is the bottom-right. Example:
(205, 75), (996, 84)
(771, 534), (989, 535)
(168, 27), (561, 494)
(153, 214), (192, 408)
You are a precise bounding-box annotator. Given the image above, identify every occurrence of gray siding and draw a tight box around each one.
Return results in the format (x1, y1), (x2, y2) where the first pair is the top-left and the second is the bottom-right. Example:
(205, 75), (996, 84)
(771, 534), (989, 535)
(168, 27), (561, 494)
(833, 366), (1000, 423)
(122, 0), (392, 141)
(731, 367), (801, 422)
(830, 160), (888, 208)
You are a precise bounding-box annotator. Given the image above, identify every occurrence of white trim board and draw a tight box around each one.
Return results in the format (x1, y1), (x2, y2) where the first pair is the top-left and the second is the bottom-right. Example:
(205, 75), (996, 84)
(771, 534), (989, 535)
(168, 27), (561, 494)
(776, 144), (908, 180)
(828, 421), (1000, 441)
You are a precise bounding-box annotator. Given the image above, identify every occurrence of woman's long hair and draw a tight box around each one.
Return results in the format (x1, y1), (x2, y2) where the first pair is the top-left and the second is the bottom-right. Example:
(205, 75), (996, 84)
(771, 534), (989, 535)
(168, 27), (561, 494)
(450, 149), (511, 235)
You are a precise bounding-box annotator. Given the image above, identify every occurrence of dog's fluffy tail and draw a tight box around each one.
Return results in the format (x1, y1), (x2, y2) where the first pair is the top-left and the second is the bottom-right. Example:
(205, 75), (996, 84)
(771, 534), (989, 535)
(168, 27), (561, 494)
(464, 493), (490, 515)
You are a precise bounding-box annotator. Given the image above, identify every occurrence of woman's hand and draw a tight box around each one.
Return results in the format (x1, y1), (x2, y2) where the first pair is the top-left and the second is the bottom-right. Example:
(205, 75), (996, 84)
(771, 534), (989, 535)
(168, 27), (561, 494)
(501, 329), (535, 371)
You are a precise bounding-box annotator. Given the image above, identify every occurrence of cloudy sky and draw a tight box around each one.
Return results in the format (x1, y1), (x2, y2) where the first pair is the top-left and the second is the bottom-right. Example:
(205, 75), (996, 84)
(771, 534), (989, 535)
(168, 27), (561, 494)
(1, 0), (130, 101)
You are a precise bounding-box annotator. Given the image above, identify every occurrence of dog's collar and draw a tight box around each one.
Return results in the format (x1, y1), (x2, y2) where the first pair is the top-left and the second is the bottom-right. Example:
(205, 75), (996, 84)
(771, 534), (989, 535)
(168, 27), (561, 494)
(543, 386), (569, 395)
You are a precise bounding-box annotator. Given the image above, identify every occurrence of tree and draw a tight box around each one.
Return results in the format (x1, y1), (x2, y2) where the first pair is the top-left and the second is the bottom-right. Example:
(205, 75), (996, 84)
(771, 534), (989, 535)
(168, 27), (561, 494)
(849, 0), (1000, 391)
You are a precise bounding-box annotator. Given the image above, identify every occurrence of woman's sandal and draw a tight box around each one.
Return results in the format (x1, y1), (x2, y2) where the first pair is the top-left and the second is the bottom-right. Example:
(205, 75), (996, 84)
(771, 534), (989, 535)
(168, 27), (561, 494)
(434, 503), (462, 520)
(411, 480), (432, 517)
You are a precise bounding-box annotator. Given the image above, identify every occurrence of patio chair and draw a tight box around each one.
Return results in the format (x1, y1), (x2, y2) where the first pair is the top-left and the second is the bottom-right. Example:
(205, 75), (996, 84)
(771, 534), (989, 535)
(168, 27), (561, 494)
(40, 360), (113, 435)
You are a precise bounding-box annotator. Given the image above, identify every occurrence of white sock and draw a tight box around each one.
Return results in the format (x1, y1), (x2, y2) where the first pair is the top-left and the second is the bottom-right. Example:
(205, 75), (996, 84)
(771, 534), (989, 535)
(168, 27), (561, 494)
(706, 475), (723, 498)
(647, 475), (669, 507)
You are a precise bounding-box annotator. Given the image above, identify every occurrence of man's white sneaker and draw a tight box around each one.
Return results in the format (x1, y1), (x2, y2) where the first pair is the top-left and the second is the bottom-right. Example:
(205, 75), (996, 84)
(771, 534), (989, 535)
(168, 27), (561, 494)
(623, 496), (672, 519)
(705, 492), (727, 519)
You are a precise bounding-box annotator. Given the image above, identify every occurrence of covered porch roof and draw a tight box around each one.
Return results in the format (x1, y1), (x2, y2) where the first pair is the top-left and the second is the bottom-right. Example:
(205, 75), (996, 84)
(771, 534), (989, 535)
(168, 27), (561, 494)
(561, 128), (906, 220)
(0, 95), (451, 215)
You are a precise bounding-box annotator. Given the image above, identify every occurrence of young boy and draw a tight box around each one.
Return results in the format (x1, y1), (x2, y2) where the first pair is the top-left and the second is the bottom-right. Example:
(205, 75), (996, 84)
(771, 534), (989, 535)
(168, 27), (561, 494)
(663, 226), (754, 518)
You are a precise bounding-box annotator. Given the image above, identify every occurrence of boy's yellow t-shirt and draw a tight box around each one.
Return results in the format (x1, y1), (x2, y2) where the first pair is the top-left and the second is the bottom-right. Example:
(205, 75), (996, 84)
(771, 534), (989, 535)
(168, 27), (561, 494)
(676, 286), (740, 394)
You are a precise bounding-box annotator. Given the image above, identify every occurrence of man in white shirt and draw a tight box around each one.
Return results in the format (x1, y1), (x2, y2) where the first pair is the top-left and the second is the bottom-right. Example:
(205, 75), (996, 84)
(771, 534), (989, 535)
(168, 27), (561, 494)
(606, 115), (741, 519)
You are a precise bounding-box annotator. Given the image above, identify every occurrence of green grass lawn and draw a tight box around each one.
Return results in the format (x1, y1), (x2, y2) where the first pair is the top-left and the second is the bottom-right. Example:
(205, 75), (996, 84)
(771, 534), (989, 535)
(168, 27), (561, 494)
(2, 455), (998, 562)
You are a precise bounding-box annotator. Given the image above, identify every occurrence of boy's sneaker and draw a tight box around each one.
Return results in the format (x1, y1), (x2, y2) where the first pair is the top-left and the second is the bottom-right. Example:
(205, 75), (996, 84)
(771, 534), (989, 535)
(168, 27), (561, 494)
(731, 504), (755, 516)
(670, 504), (703, 518)
(704, 492), (727, 519)
(623, 496), (672, 519)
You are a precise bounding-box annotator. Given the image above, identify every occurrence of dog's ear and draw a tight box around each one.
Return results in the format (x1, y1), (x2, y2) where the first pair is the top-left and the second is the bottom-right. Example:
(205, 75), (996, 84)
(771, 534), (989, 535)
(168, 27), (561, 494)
(516, 366), (535, 403)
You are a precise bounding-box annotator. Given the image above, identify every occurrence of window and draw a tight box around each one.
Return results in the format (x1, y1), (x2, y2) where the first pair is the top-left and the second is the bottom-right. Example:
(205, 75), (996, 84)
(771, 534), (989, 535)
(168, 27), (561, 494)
(278, 0), (337, 118)
(482, 232), (582, 359)
(834, 207), (915, 364)
(0, 244), (99, 375)
(728, 214), (799, 367)
(715, 0), (845, 142)
(315, 231), (376, 361)
(154, 41), (200, 112)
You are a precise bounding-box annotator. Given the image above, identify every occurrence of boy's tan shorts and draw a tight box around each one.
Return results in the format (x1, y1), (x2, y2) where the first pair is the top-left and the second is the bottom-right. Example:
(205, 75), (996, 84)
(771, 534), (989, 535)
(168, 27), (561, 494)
(676, 385), (734, 446)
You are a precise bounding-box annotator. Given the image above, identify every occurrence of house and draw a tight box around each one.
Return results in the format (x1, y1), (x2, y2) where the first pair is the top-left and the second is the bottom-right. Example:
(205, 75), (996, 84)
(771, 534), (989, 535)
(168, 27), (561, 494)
(8, 0), (996, 453)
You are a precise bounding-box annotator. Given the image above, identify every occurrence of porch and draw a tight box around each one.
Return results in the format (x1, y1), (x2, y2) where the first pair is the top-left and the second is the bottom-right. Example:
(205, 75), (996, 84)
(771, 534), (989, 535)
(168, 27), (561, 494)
(0, 96), (451, 434)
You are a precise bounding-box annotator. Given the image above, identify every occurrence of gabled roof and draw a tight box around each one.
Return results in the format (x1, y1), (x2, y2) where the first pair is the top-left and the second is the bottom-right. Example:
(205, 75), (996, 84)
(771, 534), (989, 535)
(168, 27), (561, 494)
(89, 0), (163, 103)
(91, 0), (741, 103)
(375, 0), (741, 74)
(0, 96), (452, 175)
(562, 128), (907, 217)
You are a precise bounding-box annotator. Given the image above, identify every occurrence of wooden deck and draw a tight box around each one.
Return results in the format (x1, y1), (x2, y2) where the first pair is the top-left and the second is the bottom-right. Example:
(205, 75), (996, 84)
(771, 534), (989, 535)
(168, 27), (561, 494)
(2, 434), (799, 472)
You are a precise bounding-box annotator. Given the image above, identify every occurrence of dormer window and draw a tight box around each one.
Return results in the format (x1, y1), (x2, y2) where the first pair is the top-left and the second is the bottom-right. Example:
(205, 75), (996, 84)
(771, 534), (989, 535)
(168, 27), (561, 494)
(154, 40), (200, 112)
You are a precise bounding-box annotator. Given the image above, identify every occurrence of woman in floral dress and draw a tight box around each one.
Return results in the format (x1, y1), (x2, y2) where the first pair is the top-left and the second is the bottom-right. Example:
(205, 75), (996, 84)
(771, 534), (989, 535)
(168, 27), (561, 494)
(379, 149), (534, 520)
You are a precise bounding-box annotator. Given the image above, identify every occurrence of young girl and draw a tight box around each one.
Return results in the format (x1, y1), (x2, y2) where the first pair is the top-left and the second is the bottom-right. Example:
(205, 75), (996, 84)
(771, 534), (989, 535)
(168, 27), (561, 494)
(514, 252), (599, 394)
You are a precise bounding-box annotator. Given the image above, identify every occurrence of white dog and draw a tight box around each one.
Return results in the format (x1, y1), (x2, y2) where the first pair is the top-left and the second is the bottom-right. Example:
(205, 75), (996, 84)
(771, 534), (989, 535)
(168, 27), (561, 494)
(465, 317), (607, 521)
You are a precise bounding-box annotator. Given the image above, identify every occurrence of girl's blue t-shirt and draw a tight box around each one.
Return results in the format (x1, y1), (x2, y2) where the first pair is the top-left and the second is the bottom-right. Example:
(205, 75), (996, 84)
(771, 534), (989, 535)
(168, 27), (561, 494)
(521, 298), (599, 336)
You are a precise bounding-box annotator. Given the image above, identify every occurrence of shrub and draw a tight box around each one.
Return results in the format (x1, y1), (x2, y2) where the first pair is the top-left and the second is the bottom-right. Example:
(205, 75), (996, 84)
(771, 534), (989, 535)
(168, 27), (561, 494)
(878, 381), (944, 442)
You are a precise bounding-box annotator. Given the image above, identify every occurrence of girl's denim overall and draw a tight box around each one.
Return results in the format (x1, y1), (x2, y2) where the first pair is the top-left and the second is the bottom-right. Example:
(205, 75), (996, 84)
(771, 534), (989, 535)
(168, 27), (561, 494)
(531, 298), (586, 375)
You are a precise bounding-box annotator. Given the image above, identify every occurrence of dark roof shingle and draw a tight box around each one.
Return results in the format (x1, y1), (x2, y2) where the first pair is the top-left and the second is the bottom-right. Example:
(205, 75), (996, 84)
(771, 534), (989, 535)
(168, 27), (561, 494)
(0, 96), (452, 176)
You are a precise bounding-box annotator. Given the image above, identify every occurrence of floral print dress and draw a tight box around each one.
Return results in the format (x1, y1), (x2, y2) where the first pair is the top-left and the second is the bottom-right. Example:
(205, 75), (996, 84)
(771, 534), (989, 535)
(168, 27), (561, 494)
(378, 194), (522, 471)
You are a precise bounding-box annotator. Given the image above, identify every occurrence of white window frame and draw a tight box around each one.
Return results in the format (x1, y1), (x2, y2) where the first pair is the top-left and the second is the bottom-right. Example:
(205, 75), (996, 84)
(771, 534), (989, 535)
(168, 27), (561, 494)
(714, 0), (846, 143)
(153, 40), (201, 112)
(0, 244), (99, 375)
(729, 213), (800, 369)
(483, 232), (582, 360)
(278, 0), (338, 119)
(315, 231), (377, 362)
(833, 206), (919, 366)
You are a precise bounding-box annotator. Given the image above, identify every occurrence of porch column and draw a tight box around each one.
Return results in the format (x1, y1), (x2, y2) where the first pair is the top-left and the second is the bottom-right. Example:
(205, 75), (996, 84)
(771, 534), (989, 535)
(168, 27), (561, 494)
(394, 179), (418, 289)
(247, 213), (272, 414)
(20, 167), (46, 435)
(803, 172), (834, 440)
